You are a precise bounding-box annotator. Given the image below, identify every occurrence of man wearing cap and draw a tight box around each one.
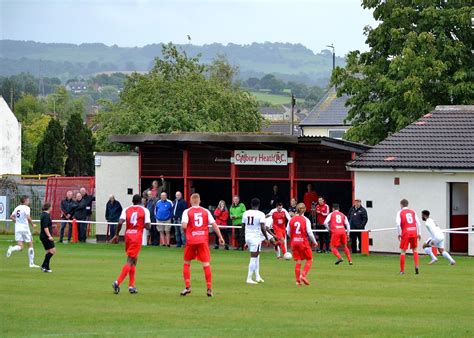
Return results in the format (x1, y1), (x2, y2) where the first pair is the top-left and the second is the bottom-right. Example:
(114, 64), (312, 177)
(347, 198), (368, 253)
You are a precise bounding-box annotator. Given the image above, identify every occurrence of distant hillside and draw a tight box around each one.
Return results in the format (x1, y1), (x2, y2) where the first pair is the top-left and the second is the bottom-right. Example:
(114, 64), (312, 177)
(0, 40), (345, 86)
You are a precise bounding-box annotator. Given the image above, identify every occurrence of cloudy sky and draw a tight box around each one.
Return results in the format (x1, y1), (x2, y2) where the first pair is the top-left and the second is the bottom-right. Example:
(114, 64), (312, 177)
(1, 0), (377, 56)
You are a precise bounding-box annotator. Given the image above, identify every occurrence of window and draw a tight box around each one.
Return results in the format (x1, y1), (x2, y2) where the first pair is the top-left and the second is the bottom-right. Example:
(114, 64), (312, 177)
(328, 129), (346, 139)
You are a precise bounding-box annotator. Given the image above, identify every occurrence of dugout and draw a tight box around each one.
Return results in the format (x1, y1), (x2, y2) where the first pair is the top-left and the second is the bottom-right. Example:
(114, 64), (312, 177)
(108, 133), (369, 214)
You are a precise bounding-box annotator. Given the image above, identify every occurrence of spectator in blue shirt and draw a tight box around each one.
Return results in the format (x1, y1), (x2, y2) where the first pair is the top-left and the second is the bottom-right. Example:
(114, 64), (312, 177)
(172, 191), (187, 247)
(105, 195), (122, 240)
(155, 192), (173, 247)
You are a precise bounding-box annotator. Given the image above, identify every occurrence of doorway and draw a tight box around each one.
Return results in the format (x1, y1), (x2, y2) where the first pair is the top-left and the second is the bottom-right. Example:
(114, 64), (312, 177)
(239, 180), (290, 213)
(298, 181), (352, 214)
(191, 179), (232, 210)
(449, 183), (468, 253)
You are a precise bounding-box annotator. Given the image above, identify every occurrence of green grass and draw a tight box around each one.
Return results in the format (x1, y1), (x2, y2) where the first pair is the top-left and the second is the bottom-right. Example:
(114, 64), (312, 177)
(1, 236), (473, 337)
(250, 91), (298, 106)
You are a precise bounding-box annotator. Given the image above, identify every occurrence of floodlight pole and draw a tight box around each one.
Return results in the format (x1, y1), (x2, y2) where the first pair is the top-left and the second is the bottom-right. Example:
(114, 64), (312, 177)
(290, 93), (296, 135)
(326, 44), (335, 71)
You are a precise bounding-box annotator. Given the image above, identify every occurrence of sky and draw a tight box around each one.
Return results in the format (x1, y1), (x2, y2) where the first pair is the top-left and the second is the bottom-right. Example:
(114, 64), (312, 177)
(0, 0), (377, 56)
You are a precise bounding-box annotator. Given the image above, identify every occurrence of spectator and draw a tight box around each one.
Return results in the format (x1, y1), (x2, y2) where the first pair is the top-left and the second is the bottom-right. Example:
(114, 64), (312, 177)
(80, 187), (95, 222)
(230, 196), (246, 250)
(214, 200), (230, 250)
(155, 192), (173, 247)
(269, 185), (282, 210)
(59, 191), (75, 243)
(303, 183), (318, 221)
(288, 198), (297, 217)
(146, 191), (158, 246)
(105, 194), (123, 240)
(315, 197), (330, 253)
(348, 198), (368, 253)
(145, 176), (167, 199)
(172, 191), (187, 248)
(72, 192), (88, 243)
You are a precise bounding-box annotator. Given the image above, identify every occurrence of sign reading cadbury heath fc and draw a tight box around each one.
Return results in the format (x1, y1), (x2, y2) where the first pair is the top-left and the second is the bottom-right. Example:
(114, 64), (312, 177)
(234, 150), (288, 166)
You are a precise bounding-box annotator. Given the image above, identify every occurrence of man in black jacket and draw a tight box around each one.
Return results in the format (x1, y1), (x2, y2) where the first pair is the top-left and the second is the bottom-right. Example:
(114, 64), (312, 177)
(80, 187), (95, 222)
(348, 198), (368, 253)
(72, 192), (89, 242)
(59, 191), (75, 243)
(105, 194), (123, 240)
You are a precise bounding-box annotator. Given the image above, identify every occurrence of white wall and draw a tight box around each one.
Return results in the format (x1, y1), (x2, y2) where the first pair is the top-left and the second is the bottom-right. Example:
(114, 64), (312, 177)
(353, 170), (474, 255)
(302, 125), (350, 137)
(95, 153), (139, 237)
(0, 96), (21, 175)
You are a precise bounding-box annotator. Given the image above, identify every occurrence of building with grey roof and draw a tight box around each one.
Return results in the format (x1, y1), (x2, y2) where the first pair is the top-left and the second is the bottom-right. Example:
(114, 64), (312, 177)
(300, 86), (351, 139)
(348, 105), (474, 255)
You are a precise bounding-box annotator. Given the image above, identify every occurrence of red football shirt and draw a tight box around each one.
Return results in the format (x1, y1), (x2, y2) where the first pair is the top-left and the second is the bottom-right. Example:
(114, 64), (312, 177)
(120, 205), (150, 237)
(399, 209), (418, 238)
(182, 206), (215, 245)
(316, 203), (329, 225)
(288, 215), (310, 247)
(327, 211), (348, 235)
(272, 211), (287, 232)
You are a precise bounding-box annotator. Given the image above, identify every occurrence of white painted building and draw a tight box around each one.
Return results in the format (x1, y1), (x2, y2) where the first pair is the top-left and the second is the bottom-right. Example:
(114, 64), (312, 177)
(94, 152), (139, 239)
(348, 106), (474, 256)
(0, 96), (21, 175)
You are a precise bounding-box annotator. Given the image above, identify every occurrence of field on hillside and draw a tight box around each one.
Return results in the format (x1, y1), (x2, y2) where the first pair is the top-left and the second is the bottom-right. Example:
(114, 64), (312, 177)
(1, 237), (473, 337)
(251, 91), (298, 106)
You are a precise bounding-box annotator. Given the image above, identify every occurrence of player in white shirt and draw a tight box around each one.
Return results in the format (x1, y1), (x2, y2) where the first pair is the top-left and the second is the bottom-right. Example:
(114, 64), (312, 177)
(421, 210), (456, 265)
(6, 196), (39, 267)
(242, 198), (275, 284)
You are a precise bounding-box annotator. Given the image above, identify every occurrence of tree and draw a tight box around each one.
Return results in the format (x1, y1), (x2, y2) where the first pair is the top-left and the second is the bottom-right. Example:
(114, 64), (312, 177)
(332, 1), (473, 144)
(95, 43), (262, 151)
(22, 115), (51, 174)
(33, 119), (65, 174)
(64, 112), (95, 176)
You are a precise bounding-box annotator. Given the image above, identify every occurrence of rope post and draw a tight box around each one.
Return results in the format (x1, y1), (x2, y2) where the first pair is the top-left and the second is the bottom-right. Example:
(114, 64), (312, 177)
(72, 219), (78, 243)
(361, 230), (370, 255)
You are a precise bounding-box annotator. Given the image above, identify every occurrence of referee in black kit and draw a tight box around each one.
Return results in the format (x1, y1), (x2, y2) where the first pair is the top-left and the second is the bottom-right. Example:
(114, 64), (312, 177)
(40, 203), (56, 273)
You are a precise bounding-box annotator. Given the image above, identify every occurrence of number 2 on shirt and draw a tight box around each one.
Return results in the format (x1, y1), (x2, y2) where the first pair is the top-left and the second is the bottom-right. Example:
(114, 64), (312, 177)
(295, 221), (301, 234)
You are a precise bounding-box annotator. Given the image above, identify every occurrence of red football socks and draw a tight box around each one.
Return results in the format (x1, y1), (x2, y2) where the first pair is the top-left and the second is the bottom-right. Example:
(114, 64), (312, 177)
(281, 241), (287, 255)
(400, 254), (406, 272)
(183, 263), (191, 288)
(129, 265), (136, 287)
(344, 247), (352, 261)
(295, 263), (301, 282)
(117, 264), (131, 285)
(303, 260), (312, 276)
(413, 252), (419, 268)
(331, 248), (342, 259)
(203, 265), (212, 289)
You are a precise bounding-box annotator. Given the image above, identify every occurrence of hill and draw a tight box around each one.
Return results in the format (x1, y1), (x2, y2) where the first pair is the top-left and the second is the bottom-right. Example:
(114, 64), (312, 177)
(0, 40), (345, 86)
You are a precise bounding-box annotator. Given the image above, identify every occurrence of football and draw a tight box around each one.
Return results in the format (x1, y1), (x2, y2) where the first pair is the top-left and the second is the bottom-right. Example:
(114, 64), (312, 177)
(283, 252), (293, 260)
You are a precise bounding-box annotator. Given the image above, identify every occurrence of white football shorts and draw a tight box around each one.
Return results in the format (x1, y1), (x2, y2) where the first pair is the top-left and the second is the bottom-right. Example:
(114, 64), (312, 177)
(15, 230), (32, 243)
(246, 237), (261, 253)
(425, 237), (445, 249)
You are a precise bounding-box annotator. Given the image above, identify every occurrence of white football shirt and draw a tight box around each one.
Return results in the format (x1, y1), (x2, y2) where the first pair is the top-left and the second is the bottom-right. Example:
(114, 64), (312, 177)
(425, 218), (444, 241)
(242, 209), (266, 240)
(11, 205), (31, 232)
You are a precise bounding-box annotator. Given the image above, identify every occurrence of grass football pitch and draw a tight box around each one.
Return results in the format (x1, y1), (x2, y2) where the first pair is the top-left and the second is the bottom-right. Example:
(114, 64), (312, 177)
(1, 237), (472, 337)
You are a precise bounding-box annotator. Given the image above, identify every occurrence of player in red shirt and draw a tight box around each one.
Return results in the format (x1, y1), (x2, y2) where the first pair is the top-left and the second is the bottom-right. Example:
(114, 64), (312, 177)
(287, 203), (318, 286)
(324, 203), (352, 265)
(303, 184), (318, 221)
(267, 202), (291, 259)
(180, 193), (225, 297)
(315, 197), (330, 252)
(396, 199), (421, 275)
(111, 194), (151, 294)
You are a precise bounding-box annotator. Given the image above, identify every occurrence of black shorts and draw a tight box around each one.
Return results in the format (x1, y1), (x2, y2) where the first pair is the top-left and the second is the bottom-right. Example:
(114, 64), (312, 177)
(41, 237), (55, 250)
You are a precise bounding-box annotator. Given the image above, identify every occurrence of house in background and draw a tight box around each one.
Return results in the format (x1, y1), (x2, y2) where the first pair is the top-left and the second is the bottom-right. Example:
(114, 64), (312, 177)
(0, 96), (21, 175)
(348, 105), (474, 255)
(66, 81), (88, 94)
(300, 86), (351, 139)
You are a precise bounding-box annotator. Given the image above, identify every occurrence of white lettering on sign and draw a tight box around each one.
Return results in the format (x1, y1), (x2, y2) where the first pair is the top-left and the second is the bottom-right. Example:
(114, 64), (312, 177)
(233, 150), (288, 166)
(0, 196), (6, 220)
